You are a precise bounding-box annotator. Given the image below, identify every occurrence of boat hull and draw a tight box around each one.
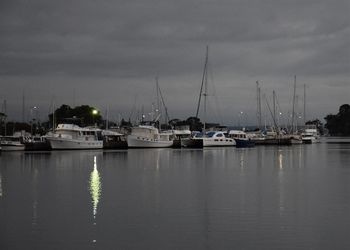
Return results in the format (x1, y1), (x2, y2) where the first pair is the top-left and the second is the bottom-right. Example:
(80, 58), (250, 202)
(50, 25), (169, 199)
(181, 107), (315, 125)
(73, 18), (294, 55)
(302, 136), (320, 144)
(103, 140), (128, 149)
(234, 139), (255, 148)
(0, 144), (25, 151)
(172, 139), (182, 148)
(181, 138), (204, 148)
(127, 135), (173, 148)
(24, 141), (51, 151)
(47, 137), (103, 150)
(203, 138), (235, 147)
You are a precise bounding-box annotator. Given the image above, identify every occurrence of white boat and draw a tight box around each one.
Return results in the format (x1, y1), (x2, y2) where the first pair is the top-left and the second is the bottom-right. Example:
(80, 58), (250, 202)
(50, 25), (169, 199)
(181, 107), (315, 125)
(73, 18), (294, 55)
(228, 130), (254, 147)
(0, 136), (25, 151)
(171, 125), (192, 148)
(182, 131), (235, 148)
(127, 125), (173, 148)
(46, 124), (103, 149)
(203, 131), (235, 147)
(301, 125), (320, 144)
(289, 134), (303, 144)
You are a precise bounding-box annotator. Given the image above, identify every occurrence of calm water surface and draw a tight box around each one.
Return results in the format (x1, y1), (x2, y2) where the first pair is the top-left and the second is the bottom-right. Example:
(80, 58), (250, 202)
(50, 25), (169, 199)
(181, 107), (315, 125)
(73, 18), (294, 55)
(1, 138), (350, 249)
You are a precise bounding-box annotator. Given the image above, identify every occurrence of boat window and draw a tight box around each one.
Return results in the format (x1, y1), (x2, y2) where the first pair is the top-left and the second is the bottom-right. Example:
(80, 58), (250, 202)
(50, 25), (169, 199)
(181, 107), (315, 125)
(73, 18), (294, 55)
(216, 133), (223, 137)
(206, 132), (216, 137)
(193, 132), (203, 138)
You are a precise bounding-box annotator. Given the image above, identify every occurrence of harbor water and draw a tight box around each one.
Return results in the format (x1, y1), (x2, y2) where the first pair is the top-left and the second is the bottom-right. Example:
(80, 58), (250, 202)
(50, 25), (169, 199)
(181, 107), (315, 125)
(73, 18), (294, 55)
(1, 138), (350, 249)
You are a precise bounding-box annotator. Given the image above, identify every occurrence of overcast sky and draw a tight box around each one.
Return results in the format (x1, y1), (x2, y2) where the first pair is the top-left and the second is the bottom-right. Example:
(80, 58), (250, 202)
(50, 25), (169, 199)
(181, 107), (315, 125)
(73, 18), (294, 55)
(0, 0), (349, 125)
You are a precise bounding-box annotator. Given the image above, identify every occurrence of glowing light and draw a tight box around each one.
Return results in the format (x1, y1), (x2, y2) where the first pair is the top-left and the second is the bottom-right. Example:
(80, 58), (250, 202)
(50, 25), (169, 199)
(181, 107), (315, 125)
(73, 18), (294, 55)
(90, 156), (101, 218)
(92, 109), (98, 115)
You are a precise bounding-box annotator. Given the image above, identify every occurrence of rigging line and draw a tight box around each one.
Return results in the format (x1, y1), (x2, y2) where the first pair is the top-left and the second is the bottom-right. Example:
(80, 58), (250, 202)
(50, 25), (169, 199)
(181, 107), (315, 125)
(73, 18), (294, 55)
(208, 60), (224, 125)
(158, 83), (170, 124)
(264, 94), (278, 130)
(274, 92), (284, 122)
(195, 46), (209, 118)
(128, 95), (138, 122)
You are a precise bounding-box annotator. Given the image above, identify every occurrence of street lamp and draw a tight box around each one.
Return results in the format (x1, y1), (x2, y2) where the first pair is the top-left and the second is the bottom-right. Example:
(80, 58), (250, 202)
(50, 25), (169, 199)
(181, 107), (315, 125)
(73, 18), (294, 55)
(92, 109), (98, 127)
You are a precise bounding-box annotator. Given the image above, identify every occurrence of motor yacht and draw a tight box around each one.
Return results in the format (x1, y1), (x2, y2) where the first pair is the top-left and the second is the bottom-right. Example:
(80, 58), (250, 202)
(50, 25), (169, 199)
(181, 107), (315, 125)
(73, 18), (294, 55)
(46, 124), (103, 149)
(127, 125), (173, 148)
(228, 130), (255, 148)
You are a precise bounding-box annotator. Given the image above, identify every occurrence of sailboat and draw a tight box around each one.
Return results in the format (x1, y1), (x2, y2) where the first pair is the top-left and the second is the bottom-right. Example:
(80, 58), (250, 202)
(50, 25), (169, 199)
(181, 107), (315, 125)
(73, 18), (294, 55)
(181, 46), (235, 148)
(287, 75), (302, 144)
(127, 79), (173, 148)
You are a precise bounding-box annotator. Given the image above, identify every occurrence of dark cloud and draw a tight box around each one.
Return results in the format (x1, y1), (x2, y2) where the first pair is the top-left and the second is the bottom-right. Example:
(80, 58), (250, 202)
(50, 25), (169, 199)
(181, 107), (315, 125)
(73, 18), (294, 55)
(0, 0), (349, 124)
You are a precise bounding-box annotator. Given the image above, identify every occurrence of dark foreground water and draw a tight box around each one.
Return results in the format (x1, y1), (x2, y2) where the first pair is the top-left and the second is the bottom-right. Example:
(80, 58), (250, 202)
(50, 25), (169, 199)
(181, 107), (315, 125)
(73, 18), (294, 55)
(1, 138), (350, 250)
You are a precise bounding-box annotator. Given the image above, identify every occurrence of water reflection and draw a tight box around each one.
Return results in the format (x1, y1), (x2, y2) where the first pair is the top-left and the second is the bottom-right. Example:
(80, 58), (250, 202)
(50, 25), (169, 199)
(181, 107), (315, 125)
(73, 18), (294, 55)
(31, 166), (39, 229)
(90, 156), (101, 221)
(278, 150), (283, 170)
(240, 150), (245, 169)
(0, 171), (3, 197)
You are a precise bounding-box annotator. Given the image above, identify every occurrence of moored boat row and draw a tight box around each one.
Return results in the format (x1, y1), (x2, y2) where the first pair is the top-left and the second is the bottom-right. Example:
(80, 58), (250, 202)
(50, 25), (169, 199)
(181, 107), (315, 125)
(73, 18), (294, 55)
(0, 123), (321, 151)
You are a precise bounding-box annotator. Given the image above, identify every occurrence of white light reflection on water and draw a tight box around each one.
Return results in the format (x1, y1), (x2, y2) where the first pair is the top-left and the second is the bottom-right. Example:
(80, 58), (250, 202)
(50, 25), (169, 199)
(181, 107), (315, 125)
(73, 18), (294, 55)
(277, 149), (285, 216)
(278, 150), (283, 170)
(90, 156), (101, 221)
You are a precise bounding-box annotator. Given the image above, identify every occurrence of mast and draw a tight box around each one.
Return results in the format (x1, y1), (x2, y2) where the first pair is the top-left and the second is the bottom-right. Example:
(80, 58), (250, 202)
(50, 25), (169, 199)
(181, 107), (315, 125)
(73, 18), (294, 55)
(106, 105), (109, 130)
(50, 95), (57, 132)
(203, 47), (208, 133)
(52, 102), (55, 132)
(256, 81), (262, 130)
(303, 84), (306, 126)
(156, 76), (161, 130)
(158, 83), (170, 126)
(265, 94), (278, 130)
(291, 75), (297, 133)
(3, 100), (7, 136)
(73, 88), (76, 108)
(195, 45), (209, 119)
(22, 91), (25, 123)
(273, 90), (276, 130)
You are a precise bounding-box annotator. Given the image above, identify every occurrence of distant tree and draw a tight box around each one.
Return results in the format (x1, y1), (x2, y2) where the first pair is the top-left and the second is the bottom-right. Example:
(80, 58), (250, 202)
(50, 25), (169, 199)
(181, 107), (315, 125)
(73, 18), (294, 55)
(186, 116), (203, 131)
(0, 112), (6, 121)
(2, 122), (31, 135)
(325, 104), (350, 136)
(339, 104), (350, 115)
(120, 118), (132, 127)
(168, 118), (181, 127)
(48, 104), (102, 127)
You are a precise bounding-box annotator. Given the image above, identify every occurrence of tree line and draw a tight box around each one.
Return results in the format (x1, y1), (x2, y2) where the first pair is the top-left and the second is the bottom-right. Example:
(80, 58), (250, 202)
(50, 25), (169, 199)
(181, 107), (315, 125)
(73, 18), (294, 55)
(324, 104), (350, 136)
